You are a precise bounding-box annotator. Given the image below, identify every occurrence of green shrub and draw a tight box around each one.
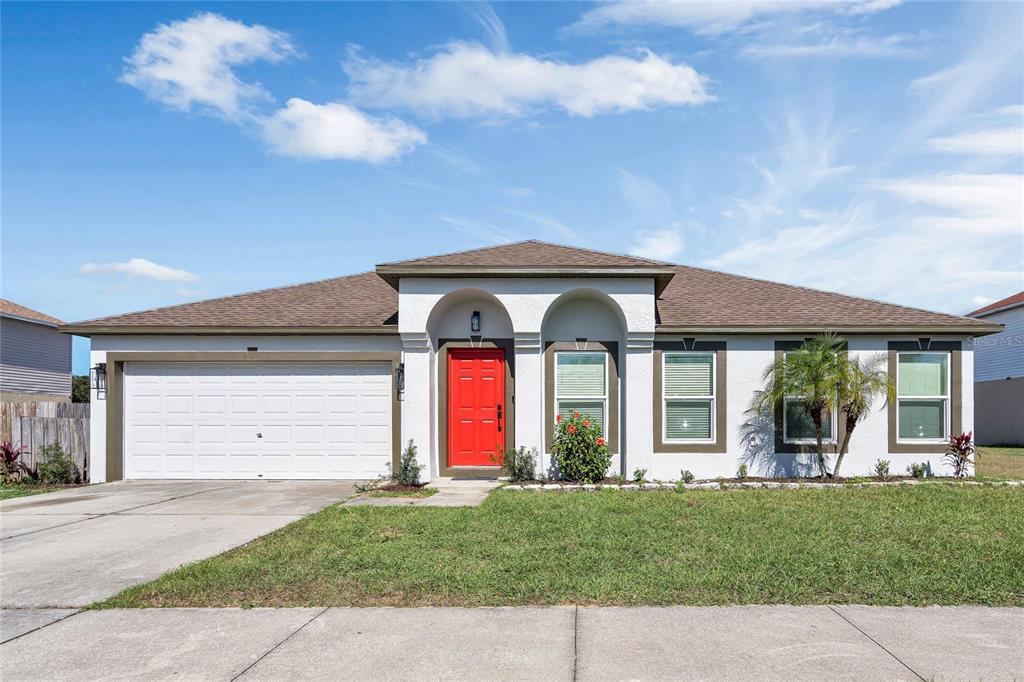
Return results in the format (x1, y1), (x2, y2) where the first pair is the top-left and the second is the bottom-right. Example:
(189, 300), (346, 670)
(680, 469), (695, 484)
(491, 446), (537, 482)
(737, 463), (748, 479)
(632, 468), (647, 484)
(874, 459), (891, 479)
(72, 375), (90, 403)
(36, 443), (79, 484)
(551, 411), (611, 484)
(392, 440), (424, 486)
(906, 462), (928, 479)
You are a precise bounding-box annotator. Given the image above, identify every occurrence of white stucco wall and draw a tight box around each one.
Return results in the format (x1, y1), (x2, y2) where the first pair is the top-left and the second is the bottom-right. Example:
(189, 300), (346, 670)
(85, 312), (975, 483)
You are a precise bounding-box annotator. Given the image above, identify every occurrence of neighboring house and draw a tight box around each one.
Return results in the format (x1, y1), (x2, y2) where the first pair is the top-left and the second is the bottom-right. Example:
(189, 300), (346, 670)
(63, 241), (1000, 484)
(1, 299), (72, 402)
(968, 291), (1024, 446)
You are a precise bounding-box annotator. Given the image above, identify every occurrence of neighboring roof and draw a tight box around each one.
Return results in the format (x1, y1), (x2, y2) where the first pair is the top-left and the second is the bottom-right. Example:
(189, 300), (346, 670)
(966, 291), (1024, 318)
(62, 272), (398, 334)
(656, 266), (999, 333)
(0, 299), (64, 327)
(378, 240), (670, 268)
(62, 241), (1002, 336)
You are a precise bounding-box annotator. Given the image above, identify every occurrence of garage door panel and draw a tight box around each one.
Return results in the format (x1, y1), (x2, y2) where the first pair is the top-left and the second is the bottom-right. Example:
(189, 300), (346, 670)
(124, 362), (392, 480)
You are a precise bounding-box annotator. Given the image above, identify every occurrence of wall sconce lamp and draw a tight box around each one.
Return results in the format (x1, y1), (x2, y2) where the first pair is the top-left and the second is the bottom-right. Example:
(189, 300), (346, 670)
(90, 362), (107, 396)
(470, 310), (481, 333)
(395, 363), (405, 400)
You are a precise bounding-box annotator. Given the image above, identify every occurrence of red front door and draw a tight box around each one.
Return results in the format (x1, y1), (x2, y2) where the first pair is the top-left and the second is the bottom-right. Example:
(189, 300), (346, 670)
(448, 348), (505, 467)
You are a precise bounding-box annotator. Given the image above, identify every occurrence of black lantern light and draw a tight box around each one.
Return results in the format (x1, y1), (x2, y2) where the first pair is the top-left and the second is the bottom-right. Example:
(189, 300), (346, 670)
(395, 363), (405, 399)
(470, 310), (481, 333)
(90, 362), (107, 394)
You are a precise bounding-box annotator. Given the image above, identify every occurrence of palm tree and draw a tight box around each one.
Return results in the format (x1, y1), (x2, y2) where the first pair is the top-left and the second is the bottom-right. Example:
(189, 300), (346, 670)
(833, 353), (894, 477)
(758, 333), (846, 478)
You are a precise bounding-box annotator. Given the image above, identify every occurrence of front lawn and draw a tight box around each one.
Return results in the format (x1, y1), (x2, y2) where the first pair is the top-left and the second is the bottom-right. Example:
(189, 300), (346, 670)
(976, 446), (1024, 479)
(101, 485), (1024, 608)
(0, 484), (70, 500)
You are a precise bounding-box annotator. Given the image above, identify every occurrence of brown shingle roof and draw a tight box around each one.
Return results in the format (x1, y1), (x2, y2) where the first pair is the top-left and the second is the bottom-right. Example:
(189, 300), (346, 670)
(62, 242), (1000, 334)
(1, 299), (64, 326)
(64, 272), (397, 332)
(378, 240), (669, 268)
(656, 265), (996, 331)
(967, 291), (1024, 317)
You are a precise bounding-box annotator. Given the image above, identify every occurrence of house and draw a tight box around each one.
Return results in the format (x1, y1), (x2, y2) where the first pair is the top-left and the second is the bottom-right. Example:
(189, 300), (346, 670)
(968, 291), (1024, 446)
(1, 299), (72, 402)
(63, 241), (1001, 484)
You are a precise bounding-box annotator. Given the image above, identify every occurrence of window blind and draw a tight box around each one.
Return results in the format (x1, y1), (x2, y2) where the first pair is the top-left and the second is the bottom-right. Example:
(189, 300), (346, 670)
(556, 353), (605, 396)
(664, 353), (713, 397)
(665, 400), (712, 440)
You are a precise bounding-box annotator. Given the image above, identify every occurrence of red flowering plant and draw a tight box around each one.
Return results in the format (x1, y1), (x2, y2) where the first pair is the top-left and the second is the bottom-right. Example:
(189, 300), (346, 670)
(944, 431), (975, 479)
(551, 411), (610, 483)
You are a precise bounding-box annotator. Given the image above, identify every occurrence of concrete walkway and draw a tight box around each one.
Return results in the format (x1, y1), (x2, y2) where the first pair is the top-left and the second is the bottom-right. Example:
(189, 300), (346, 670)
(0, 481), (356, 630)
(2, 605), (1021, 680)
(345, 477), (500, 507)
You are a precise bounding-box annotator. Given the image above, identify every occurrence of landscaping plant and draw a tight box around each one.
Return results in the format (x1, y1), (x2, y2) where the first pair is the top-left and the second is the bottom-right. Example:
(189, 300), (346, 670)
(833, 353), (894, 477)
(944, 431), (975, 478)
(680, 469), (695, 484)
(632, 468), (647, 484)
(874, 459), (891, 480)
(393, 440), (424, 486)
(36, 443), (79, 484)
(907, 462), (928, 478)
(491, 446), (537, 482)
(758, 333), (846, 478)
(1, 441), (31, 484)
(551, 411), (610, 484)
(737, 463), (748, 479)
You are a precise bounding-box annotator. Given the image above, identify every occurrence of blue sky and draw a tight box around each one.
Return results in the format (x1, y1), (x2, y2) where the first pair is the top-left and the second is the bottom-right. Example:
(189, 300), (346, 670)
(2, 1), (1022, 374)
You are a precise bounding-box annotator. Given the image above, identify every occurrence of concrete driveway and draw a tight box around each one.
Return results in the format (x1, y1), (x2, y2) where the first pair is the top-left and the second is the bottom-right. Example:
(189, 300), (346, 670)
(0, 480), (355, 637)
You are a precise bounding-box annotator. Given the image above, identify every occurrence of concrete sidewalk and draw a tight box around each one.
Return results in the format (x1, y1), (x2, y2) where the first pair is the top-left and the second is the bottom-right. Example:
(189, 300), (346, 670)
(2, 605), (1021, 681)
(345, 477), (501, 507)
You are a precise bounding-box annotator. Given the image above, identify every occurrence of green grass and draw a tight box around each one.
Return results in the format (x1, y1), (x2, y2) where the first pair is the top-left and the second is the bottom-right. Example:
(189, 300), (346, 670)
(976, 446), (1024, 479)
(0, 484), (67, 500)
(364, 487), (438, 498)
(100, 485), (1024, 608)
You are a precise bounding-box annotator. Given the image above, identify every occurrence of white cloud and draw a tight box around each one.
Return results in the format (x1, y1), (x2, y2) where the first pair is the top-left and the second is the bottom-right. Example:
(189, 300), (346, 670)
(876, 173), (1023, 234)
(503, 186), (534, 198)
(121, 12), (295, 121)
(630, 227), (684, 260)
(500, 208), (575, 238)
(259, 98), (426, 162)
(971, 295), (995, 308)
(440, 215), (515, 245)
(462, 2), (508, 53)
(343, 43), (712, 119)
(80, 258), (199, 282)
(928, 128), (1024, 156)
(566, 0), (900, 37)
(742, 32), (921, 59)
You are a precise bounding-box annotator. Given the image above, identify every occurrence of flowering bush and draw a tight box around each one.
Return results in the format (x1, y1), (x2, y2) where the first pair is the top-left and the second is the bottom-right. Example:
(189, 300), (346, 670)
(551, 411), (610, 483)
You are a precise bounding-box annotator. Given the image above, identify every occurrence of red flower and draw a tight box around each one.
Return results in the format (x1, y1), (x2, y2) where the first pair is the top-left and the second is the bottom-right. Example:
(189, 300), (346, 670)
(555, 414), (562, 422)
(574, 411), (581, 418)
(596, 437), (605, 446)
(583, 419), (590, 427)
(568, 425), (576, 434)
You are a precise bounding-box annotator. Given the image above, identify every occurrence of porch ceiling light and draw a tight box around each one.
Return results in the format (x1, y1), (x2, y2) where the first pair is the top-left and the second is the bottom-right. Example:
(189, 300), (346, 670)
(470, 310), (481, 333)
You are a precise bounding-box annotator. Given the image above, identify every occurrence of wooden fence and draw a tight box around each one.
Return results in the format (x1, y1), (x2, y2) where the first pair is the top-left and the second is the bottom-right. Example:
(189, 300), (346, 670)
(0, 402), (89, 480)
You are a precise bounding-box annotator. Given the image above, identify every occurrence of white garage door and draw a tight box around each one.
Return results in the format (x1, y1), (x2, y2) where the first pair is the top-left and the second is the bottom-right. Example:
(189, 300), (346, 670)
(123, 362), (392, 480)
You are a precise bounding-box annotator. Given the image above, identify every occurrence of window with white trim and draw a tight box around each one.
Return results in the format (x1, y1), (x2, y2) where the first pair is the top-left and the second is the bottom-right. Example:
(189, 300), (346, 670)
(782, 351), (834, 444)
(555, 352), (607, 434)
(663, 352), (715, 442)
(896, 352), (949, 441)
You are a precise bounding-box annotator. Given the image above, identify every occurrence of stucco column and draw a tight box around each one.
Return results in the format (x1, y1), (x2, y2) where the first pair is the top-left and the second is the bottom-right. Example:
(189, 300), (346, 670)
(624, 334), (655, 477)
(512, 331), (544, 473)
(401, 333), (435, 482)
(89, 349), (107, 484)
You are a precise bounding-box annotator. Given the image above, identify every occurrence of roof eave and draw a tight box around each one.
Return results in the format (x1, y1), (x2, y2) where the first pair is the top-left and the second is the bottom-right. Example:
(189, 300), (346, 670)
(971, 300), (1024, 319)
(375, 265), (677, 295)
(654, 323), (1004, 336)
(60, 325), (400, 337)
(1, 312), (61, 328)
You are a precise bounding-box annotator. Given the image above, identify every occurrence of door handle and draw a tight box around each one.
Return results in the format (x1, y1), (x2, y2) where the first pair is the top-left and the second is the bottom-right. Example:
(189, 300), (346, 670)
(257, 432), (263, 439)
(496, 403), (502, 431)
